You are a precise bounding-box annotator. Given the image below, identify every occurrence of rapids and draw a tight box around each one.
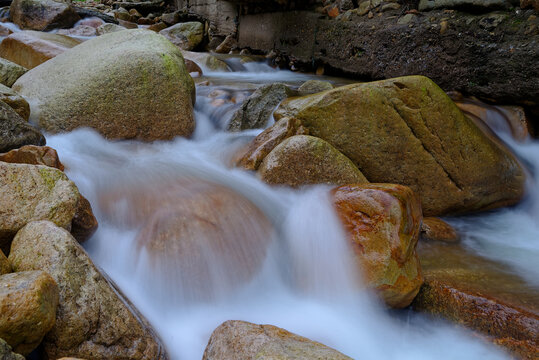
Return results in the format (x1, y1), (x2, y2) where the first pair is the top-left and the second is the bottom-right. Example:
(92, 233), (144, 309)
(43, 63), (537, 360)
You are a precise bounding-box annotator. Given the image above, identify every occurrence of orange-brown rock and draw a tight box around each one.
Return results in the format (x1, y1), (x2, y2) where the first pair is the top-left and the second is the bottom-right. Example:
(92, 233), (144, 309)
(332, 184), (423, 308)
(235, 117), (308, 170)
(0, 270), (59, 355)
(276, 75), (525, 216)
(70, 195), (98, 243)
(420, 217), (460, 243)
(185, 59), (202, 75)
(455, 99), (533, 141)
(203, 320), (353, 360)
(258, 135), (368, 187)
(0, 31), (81, 69)
(100, 180), (273, 300)
(413, 242), (539, 359)
(0, 145), (64, 170)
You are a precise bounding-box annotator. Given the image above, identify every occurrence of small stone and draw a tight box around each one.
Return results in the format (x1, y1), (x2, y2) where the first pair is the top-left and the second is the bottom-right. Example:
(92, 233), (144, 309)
(420, 217), (460, 243)
(96, 23), (126, 35)
(297, 79), (334, 95)
(398, 13), (416, 24)
(0, 145), (63, 170)
(440, 20), (448, 34)
(161, 12), (179, 25)
(358, 1), (370, 15)
(215, 35), (237, 54)
(368, 11), (374, 18)
(381, 2), (401, 11)
(70, 195), (98, 243)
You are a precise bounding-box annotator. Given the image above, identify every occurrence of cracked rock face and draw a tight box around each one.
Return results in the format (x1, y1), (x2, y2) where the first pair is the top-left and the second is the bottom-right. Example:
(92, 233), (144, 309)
(274, 75), (525, 216)
(8, 221), (168, 360)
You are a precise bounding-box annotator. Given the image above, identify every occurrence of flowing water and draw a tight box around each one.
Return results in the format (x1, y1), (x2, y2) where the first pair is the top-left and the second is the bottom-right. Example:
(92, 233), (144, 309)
(43, 62), (539, 359)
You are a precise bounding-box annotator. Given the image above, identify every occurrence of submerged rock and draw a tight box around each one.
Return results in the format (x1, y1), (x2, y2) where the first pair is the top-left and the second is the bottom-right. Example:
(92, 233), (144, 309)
(413, 242), (539, 359)
(0, 162), (79, 254)
(228, 83), (296, 131)
(0, 271), (59, 355)
(13, 29), (195, 141)
(10, 0), (80, 31)
(0, 338), (24, 360)
(203, 320), (353, 360)
(258, 135), (368, 187)
(0, 31), (81, 69)
(0, 58), (27, 87)
(0, 101), (44, 154)
(9, 221), (168, 360)
(332, 184), (424, 308)
(0, 83), (30, 121)
(159, 22), (204, 50)
(275, 75), (525, 216)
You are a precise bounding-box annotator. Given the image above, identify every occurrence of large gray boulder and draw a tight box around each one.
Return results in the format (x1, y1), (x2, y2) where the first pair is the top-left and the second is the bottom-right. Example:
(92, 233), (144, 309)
(0, 101), (44, 154)
(9, 221), (168, 360)
(13, 29), (195, 141)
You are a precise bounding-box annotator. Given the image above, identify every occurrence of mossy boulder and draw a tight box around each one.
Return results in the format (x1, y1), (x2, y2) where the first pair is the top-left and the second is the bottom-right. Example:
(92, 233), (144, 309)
(203, 320), (353, 360)
(9, 221), (168, 360)
(0, 162), (79, 254)
(258, 135), (368, 187)
(159, 22), (204, 50)
(0, 338), (24, 360)
(0, 31), (81, 69)
(13, 29), (195, 141)
(0, 270), (59, 355)
(10, 0), (80, 31)
(332, 184), (424, 308)
(275, 75), (525, 216)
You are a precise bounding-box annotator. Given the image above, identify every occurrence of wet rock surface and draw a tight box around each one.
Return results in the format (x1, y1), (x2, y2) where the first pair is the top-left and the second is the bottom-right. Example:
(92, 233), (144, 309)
(10, 0), (80, 31)
(333, 184), (424, 308)
(203, 320), (353, 360)
(0, 84), (30, 121)
(0, 145), (64, 170)
(0, 31), (81, 69)
(0, 338), (24, 360)
(9, 221), (168, 360)
(0, 58), (27, 87)
(413, 241), (539, 359)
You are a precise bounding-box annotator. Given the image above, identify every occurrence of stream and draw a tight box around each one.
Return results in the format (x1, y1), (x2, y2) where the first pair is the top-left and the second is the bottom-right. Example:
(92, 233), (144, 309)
(41, 59), (538, 360)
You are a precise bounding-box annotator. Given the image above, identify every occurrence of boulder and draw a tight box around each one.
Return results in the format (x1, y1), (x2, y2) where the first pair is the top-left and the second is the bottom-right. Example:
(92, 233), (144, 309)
(10, 0), (80, 31)
(258, 135), (368, 187)
(159, 22), (204, 50)
(0, 58), (27, 87)
(203, 320), (352, 360)
(9, 221), (168, 360)
(96, 23), (126, 35)
(413, 242), (539, 359)
(0, 271), (59, 355)
(275, 76), (525, 216)
(181, 50), (229, 72)
(235, 117), (308, 170)
(57, 25), (97, 37)
(215, 34), (237, 54)
(297, 79), (334, 96)
(0, 145), (64, 170)
(0, 162), (79, 254)
(420, 217), (460, 243)
(228, 83), (296, 131)
(332, 184), (423, 308)
(0, 338), (24, 360)
(0, 100), (45, 154)
(0, 83), (30, 121)
(13, 29), (195, 141)
(0, 250), (9, 275)
(70, 195), (98, 243)
(0, 31), (81, 69)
